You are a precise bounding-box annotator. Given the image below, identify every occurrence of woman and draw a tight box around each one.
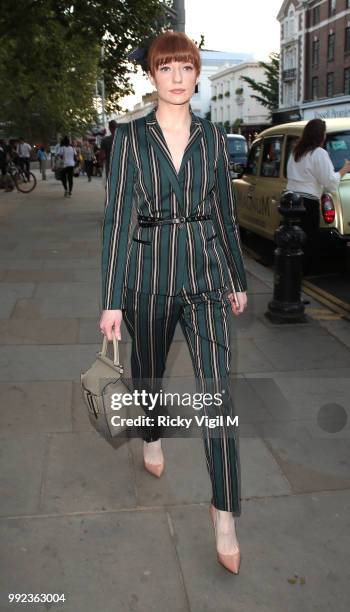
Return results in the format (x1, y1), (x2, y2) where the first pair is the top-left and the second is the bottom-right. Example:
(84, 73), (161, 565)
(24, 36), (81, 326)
(58, 136), (76, 197)
(99, 31), (248, 574)
(286, 118), (350, 268)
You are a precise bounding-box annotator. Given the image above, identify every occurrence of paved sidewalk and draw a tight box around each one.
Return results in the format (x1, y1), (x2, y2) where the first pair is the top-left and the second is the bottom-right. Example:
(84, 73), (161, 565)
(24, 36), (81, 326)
(0, 172), (349, 612)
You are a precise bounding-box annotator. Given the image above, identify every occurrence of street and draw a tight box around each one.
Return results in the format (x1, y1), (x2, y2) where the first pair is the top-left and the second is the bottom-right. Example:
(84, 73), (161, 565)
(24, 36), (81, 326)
(0, 170), (350, 611)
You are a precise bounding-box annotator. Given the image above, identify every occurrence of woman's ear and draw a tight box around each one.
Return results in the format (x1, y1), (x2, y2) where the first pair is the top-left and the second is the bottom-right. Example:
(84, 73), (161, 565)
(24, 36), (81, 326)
(147, 71), (155, 87)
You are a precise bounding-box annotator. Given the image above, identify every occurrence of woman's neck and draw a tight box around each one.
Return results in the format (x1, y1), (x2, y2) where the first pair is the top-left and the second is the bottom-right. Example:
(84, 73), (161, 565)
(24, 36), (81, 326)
(155, 101), (191, 131)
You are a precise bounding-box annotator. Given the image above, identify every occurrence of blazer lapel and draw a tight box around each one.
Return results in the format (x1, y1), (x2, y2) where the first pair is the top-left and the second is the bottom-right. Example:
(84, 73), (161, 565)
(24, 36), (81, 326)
(145, 105), (203, 214)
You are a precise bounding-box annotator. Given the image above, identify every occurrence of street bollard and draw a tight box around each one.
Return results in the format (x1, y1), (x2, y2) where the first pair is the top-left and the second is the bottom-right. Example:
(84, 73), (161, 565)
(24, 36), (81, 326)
(265, 191), (309, 324)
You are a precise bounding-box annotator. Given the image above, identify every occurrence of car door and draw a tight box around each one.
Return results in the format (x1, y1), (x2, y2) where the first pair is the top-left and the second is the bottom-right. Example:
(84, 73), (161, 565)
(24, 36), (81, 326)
(252, 135), (285, 240)
(235, 138), (262, 232)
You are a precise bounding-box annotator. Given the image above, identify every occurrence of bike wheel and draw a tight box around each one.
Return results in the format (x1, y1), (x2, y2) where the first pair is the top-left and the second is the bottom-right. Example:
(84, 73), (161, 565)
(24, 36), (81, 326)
(15, 171), (37, 193)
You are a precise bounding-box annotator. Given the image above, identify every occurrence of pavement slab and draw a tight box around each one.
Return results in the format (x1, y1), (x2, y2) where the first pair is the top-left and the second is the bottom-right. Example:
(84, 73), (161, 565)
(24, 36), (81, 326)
(40, 432), (136, 514)
(0, 510), (189, 612)
(0, 381), (72, 434)
(168, 490), (350, 612)
(0, 319), (79, 344)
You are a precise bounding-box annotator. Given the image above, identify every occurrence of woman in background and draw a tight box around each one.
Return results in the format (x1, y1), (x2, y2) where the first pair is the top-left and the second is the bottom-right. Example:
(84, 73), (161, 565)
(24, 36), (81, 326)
(286, 118), (350, 269)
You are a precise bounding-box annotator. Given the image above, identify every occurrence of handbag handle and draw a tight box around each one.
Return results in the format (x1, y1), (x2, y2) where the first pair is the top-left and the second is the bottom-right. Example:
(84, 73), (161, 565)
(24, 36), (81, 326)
(100, 330), (121, 366)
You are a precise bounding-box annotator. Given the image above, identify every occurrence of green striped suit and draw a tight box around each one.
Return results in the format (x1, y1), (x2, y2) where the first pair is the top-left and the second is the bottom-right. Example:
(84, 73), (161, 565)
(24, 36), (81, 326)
(101, 105), (248, 514)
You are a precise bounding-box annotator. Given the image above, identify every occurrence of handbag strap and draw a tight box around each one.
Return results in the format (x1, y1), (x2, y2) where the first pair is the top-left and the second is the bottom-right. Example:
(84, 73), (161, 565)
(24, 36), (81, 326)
(100, 330), (120, 366)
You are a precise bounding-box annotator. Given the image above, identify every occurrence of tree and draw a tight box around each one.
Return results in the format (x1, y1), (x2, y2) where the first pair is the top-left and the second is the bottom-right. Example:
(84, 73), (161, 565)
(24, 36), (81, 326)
(0, 0), (172, 140)
(240, 52), (280, 118)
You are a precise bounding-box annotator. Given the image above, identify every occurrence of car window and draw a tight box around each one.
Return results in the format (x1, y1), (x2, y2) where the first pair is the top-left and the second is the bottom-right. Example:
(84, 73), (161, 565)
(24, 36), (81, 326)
(227, 138), (248, 157)
(246, 140), (262, 176)
(260, 136), (284, 178)
(284, 135), (299, 177)
(325, 131), (350, 171)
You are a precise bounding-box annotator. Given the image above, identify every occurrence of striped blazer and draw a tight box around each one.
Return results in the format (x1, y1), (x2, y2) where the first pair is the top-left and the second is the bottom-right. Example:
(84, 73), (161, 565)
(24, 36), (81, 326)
(102, 105), (248, 310)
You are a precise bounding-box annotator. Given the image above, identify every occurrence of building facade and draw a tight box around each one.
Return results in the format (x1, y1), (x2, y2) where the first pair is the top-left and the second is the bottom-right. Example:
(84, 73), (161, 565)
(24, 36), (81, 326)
(276, 0), (350, 123)
(209, 62), (270, 138)
(276, 0), (305, 123)
(303, 0), (350, 118)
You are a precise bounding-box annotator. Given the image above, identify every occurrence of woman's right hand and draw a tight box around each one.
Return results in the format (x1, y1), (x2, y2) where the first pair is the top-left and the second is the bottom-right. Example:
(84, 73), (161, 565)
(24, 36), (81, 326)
(99, 309), (123, 341)
(340, 159), (350, 177)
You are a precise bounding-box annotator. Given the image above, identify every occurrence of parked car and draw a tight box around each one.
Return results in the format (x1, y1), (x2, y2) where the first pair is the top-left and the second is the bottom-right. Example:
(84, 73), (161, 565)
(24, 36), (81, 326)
(226, 134), (248, 178)
(233, 118), (350, 251)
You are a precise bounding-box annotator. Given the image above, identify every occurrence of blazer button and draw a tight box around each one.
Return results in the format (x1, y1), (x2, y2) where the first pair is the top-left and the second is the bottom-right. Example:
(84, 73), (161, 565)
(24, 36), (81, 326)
(179, 216), (185, 228)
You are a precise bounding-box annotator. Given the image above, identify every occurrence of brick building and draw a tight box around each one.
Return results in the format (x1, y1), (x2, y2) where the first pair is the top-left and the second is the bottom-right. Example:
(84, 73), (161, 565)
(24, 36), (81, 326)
(303, 0), (350, 118)
(275, 0), (350, 123)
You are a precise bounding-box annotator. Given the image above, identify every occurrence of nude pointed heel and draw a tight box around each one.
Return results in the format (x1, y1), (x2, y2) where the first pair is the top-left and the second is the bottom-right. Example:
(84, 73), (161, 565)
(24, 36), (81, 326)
(143, 442), (165, 478)
(209, 503), (241, 574)
(143, 459), (165, 478)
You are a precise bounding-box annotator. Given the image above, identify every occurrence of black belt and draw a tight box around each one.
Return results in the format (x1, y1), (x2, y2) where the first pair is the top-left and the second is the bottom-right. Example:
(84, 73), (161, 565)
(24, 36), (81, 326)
(137, 214), (212, 227)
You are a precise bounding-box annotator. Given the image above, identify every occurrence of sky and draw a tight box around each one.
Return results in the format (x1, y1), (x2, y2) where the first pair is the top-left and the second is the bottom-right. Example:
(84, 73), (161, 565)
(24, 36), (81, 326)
(121, 0), (283, 112)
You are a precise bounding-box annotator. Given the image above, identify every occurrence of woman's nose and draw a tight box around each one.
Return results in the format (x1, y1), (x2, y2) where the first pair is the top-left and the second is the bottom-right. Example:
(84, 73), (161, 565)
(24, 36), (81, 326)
(172, 69), (183, 82)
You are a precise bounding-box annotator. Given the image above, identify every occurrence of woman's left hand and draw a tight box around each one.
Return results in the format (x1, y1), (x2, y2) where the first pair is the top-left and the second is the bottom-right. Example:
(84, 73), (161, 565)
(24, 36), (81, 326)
(227, 291), (247, 316)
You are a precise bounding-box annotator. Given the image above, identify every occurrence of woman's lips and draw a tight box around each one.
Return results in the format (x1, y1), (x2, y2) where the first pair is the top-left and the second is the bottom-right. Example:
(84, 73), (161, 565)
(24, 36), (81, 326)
(170, 89), (185, 93)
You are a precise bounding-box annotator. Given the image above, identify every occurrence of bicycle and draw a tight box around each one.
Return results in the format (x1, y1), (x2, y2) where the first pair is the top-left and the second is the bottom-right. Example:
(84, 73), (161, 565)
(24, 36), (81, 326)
(6, 160), (37, 193)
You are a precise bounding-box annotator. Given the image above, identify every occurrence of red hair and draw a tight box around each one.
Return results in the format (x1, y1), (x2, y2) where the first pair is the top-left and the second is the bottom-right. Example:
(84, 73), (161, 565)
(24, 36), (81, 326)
(147, 31), (201, 77)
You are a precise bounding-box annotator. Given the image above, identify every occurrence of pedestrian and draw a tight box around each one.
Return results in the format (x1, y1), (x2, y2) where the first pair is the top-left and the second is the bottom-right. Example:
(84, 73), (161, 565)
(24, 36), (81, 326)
(17, 137), (32, 178)
(0, 140), (7, 178)
(81, 140), (95, 182)
(58, 136), (76, 197)
(37, 146), (48, 180)
(99, 31), (248, 575)
(286, 118), (350, 269)
(100, 119), (117, 181)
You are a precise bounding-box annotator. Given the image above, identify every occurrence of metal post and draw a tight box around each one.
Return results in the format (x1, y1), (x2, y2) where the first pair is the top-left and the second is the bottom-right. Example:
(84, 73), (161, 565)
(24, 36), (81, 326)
(265, 191), (309, 323)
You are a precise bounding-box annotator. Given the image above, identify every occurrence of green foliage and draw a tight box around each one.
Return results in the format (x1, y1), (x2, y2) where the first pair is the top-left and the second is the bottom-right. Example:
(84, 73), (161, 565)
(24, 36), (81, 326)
(240, 52), (280, 118)
(0, 0), (169, 140)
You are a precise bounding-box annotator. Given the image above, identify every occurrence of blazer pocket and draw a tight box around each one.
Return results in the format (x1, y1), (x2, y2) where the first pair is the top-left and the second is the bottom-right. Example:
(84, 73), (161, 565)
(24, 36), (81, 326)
(206, 233), (218, 242)
(132, 237), (152, 245)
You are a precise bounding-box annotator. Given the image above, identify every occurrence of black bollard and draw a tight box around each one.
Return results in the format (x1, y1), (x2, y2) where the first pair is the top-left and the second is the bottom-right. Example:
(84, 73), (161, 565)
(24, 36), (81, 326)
(265, 191), (309, 324)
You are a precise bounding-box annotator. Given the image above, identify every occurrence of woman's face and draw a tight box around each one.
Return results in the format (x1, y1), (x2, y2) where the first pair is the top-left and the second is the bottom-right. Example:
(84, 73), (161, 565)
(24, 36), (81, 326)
(148, 60), (198, 105)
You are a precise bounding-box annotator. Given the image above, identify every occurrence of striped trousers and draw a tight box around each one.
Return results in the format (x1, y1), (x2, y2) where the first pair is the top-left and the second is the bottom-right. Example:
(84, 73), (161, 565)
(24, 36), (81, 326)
(122, 286), (241, 515)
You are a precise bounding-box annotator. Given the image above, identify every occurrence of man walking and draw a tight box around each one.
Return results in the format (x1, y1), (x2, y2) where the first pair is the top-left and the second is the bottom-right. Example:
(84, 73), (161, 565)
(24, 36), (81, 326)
(37, 146), (48, 180)
(17, 137), (32, 178)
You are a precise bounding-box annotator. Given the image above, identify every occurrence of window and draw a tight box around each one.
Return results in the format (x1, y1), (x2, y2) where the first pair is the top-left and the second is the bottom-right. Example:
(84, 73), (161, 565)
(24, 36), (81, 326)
(288, 8), (295, 36)
(312, 39), (319, 65)
(327, 72), (334, 96)
(313, 5), (320, 25)
(325, 131), (350, 171)
(284, 136), (299, 178)
(260, 137), (284, 178)
(328, 0), (336, 16)
(328, 33), (335, 61)
(312, 76), (319, 99)
(345, 68), (350, 94)
(347, 0), (350, 8)
(246, 140), (262, 176)
(345, 27), (350, 54)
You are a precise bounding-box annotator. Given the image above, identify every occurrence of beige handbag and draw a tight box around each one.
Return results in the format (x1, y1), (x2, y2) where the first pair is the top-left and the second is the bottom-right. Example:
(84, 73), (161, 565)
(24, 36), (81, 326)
(80, 331), (137, 440)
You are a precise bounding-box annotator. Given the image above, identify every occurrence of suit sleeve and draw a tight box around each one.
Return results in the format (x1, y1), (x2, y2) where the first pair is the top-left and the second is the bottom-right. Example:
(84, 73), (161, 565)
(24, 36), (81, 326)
(101, 124), (136, 310)
(213, 125), (248, 292)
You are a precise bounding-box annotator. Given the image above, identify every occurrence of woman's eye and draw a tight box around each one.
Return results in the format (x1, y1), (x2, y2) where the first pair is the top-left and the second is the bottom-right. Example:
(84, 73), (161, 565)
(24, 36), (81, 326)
(184, 65), (194, 70)
(159, 65), (170, 71)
